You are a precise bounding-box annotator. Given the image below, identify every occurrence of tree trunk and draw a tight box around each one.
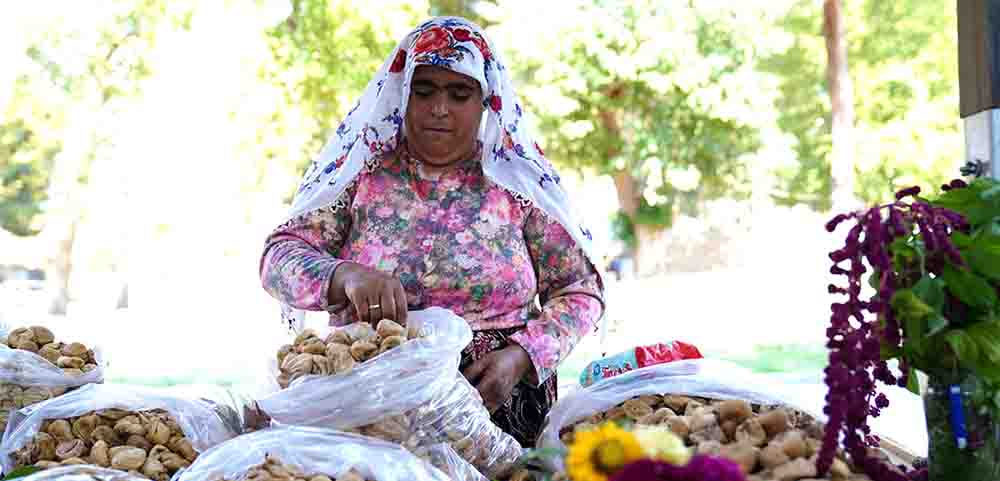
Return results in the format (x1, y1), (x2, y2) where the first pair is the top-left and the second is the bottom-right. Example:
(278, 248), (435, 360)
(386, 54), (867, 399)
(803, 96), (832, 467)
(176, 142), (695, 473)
(611, 170), (661, 276)
(823, 0), (857, 212)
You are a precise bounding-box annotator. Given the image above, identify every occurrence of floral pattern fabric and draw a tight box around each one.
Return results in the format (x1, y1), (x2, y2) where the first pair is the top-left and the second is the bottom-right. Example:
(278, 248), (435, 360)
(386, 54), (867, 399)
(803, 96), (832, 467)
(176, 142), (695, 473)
(261, 151), (604, 385)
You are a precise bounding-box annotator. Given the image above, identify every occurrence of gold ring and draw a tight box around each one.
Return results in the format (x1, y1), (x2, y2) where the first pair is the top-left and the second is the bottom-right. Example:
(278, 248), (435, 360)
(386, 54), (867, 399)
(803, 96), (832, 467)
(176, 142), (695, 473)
(369, 304), (381, 310)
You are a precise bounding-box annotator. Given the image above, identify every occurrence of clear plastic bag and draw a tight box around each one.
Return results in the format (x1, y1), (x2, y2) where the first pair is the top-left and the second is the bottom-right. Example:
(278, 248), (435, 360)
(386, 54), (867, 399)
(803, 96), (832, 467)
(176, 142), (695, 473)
(257, 308), (523, 479)
(12, 465), (151, 481)
(0, 341), (106, 441)
(410, 443), (489, 481)
(173, 426), (453, 481)
(0, 383), (243, 474)
(537, 359), (819, 469)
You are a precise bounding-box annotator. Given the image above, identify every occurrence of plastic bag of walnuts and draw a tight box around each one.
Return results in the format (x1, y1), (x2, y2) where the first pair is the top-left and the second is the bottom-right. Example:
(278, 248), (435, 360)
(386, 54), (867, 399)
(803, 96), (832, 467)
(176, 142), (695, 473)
(537, 358), (905, 481)
(173, 426), (456, 481)
(10, 465), (151, 481)
(257, 308), (522, 479)
(0, 384), (244, 479)
(0, 325), (106, 438)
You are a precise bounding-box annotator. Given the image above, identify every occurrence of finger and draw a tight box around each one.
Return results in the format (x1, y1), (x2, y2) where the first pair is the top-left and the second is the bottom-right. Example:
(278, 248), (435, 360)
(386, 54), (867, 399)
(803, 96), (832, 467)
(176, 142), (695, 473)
(393, 282), (408, 324)
(478, 373), (507, 413)
(462, 358), (489, 383)
(346, 290), (366, 324)
(378, 288), (394, 323)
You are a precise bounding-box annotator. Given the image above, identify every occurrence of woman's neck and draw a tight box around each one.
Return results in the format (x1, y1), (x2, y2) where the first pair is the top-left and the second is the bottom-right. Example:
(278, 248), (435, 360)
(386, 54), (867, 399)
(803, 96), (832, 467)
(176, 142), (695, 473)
(403, 141), (480, 179)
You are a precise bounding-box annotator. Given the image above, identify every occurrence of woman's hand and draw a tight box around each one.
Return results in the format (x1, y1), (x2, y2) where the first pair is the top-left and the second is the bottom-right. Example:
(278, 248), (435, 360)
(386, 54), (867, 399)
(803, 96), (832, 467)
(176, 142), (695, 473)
(329, 262), (408, 324)
(462, 344), (533, 413)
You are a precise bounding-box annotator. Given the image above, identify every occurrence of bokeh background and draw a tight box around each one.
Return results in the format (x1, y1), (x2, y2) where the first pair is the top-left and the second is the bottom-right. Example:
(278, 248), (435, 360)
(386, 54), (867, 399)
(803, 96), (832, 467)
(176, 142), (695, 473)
(0, 0), (961, 453)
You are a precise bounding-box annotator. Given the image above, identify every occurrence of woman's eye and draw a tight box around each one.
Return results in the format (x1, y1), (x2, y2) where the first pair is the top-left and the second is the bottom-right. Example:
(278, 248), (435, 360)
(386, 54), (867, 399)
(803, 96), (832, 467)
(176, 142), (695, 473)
(413, 88), (434, 97)
(450, 91), (472, 101)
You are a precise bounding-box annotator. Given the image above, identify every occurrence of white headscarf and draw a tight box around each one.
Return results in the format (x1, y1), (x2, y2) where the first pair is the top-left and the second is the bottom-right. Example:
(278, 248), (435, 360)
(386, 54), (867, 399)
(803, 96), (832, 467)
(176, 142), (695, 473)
(279, 17), (597, 330)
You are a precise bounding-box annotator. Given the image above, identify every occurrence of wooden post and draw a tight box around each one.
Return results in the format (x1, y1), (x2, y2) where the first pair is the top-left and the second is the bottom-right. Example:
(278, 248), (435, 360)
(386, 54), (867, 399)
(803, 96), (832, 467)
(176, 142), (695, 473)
(958, 0), (1000, 177)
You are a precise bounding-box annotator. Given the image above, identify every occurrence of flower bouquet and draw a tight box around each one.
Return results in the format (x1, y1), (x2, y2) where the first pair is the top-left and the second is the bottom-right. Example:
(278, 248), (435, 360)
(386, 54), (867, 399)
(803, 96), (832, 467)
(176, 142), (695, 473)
(823, 178), (1000, 481)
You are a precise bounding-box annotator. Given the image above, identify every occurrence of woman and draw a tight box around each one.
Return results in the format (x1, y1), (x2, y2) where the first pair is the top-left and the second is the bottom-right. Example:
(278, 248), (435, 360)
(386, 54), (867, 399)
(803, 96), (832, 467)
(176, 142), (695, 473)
(259, 17), (604, 446)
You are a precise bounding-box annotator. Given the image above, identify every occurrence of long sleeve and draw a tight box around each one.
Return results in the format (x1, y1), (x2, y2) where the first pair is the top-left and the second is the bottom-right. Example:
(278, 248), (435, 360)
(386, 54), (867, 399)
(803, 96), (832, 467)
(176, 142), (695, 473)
(259, 184), (357, 312)
(509, 206), (605, 386)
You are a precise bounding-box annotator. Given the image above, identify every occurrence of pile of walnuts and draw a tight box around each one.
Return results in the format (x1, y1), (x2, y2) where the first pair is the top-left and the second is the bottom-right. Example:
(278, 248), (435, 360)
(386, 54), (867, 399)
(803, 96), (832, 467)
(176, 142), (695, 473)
(12, 408), (199, 481)
(6, 326), (99, 377)
(216, 455), (369, 481)
(276, 320), (419, 388)
(560, 395), (888, 481)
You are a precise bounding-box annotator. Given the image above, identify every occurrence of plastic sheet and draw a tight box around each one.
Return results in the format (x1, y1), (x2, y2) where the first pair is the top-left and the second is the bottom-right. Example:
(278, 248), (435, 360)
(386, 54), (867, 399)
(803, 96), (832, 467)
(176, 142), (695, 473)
(173, 426), (452, 481)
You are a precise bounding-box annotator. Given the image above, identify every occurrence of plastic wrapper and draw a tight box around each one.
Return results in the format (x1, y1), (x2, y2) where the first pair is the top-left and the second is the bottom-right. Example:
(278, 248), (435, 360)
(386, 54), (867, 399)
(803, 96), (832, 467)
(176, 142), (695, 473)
(410, 443), (488, 481)
(173, 426), (453, 481)
(579, 341), (703, 387)
(0, 383), (243, 475)
(538, 359), (819, 471)
(11, 465), (151, 481)
(0, 325), (106, 438)
(257, 308), (523, 479)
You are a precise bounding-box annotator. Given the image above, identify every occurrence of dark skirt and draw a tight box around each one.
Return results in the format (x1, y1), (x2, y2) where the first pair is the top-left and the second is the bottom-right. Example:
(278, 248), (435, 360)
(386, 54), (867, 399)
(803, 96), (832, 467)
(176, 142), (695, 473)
(459, 326), (557, 447)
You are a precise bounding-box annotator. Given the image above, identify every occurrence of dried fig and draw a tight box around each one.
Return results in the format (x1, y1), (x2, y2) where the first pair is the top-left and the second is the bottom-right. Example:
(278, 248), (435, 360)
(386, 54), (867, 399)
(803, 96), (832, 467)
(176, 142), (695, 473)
(160, 452), (191, 471)
(294, 329), (320, 346)
(736, 418), (768, 447)
(771, 457), (817, 480)
(91, 440), (111, 467)
(98, 408), (132, 421)
(282, 352), (314, 376)
(59, 457), (87, 465)
(623, 399), (654, 420)
(407, 323), (422, 339)
(128, 434), (153, 451)
(169, 435), (198, 462)
(665, 416), (690, 438)
(720, 442), (759, 474)
(29, 326), (55, 345)
(695, 440), (723, 456)
(277, 344), (294, 366)
(341, 322), (377, 344)
(759, 443), (790, 470)
(141, 453), (168, 480)
(146, 418), (171, 446)
(325, 342), (350, 358)
(350, 340), (379, 362)
(72, 413), (100, 440)
(718, 400), (753, 423)
(330, 351), (356, 374)
(111, 446), (147, 470)
(312, 355), (335, 375)
(376, 319), (406, 339)
(604, 406), (628, 421)
(7, 327), (31, 347)
(91, 425), (121, 445)
(15, 339), (40, 353)
(758, 408), (791, 438)
(378, 335), (405, 354)
(773, 430), (807, 459)
(34, 432), (57, 461)
(337, 470), (366, 481)
(363, 416), (410, 443)
(662, 395), (691, 412)
(115, 415), (146, 436)
(327, 329), (352, 345)
(46, 419), (74, 442)
(62, 368), (84, 377)
(61, 342), (89, 358)
(55, 439), (85, 460)
(300, 338), (327, 355)
(37, 346), (62, 364)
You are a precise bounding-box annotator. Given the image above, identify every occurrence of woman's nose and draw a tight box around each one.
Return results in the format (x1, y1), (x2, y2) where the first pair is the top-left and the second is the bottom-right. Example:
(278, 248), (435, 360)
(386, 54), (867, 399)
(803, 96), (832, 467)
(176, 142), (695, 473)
(430, 100), (448, 118)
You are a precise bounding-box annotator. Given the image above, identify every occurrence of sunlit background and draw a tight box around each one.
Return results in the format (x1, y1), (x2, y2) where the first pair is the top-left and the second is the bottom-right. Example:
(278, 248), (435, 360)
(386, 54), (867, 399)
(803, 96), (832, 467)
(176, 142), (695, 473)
(0, 0), (961, 455)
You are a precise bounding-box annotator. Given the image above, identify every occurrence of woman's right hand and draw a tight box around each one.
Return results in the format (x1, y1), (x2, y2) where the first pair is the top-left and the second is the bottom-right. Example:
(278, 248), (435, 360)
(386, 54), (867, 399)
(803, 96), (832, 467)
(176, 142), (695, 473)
(329, 262), (408, 324)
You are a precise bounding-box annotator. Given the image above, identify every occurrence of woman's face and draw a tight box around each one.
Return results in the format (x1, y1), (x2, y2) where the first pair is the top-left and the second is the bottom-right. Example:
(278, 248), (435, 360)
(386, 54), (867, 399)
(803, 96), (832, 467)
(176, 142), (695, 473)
(404, 65), (484, 167)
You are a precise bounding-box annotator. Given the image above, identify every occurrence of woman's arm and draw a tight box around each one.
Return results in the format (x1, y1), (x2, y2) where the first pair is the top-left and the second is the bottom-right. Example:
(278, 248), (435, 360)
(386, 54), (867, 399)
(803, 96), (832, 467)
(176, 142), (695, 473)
(259, 185), (356, 312)
(509, 206), (606, 386)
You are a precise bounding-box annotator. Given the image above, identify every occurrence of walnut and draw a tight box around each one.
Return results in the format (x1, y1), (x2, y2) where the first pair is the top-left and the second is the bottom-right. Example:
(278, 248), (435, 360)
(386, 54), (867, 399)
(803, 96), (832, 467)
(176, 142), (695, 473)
(110, 446), (147, 470)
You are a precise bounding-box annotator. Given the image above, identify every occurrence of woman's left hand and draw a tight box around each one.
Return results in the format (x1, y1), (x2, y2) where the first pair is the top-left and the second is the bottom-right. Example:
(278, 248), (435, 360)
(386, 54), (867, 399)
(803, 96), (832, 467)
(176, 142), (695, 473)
(462, 344), (533, 413)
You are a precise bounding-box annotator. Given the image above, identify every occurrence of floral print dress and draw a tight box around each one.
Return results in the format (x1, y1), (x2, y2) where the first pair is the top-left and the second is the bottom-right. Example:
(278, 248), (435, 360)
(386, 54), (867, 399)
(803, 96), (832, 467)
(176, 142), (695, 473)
(260, 149), (604, 445)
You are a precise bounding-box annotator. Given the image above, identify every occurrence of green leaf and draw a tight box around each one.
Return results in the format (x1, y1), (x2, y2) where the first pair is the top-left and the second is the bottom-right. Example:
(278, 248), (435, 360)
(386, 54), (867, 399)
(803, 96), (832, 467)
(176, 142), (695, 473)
(963, 235), (1000, 281)
(926, 315), (950, 336)
(968, 320), (1000, 363)
(1, 466), (41, 480)
(945, 330), (980, 366)
(912, 275), (946, 311)
(941, 264), (997, 310)
(907, 366), (921, 395)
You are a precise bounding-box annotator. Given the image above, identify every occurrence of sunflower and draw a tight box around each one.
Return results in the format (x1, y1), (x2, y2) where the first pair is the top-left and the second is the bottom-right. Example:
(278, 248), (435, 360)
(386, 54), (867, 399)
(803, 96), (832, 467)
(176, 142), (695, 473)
(565, 423), (644, 481)
(632, 425), (692, 466)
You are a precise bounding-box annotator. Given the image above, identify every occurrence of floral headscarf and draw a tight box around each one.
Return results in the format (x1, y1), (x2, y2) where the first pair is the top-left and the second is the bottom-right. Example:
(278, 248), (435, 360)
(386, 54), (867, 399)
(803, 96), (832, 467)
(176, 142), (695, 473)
(279, 17), (597, 327)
